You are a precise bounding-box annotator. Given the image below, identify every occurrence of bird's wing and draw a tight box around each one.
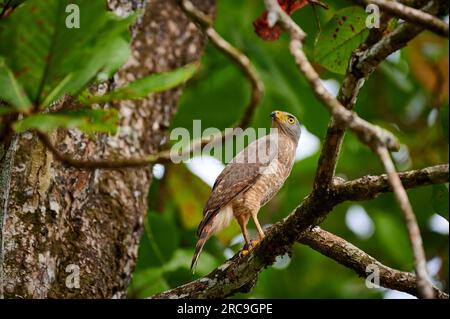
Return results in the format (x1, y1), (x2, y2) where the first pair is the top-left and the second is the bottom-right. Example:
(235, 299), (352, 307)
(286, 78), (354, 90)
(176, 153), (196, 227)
(197, 133), (278, 236)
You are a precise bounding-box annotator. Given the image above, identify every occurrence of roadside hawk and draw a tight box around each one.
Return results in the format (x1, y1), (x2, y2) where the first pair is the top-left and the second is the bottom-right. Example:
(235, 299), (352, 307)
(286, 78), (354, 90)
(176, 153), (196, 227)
(191, 111), (301, 272)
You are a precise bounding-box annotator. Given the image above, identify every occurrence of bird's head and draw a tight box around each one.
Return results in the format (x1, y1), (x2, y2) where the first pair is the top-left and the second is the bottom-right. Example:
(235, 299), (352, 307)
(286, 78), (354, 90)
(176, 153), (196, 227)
(270, 110), (301, 142)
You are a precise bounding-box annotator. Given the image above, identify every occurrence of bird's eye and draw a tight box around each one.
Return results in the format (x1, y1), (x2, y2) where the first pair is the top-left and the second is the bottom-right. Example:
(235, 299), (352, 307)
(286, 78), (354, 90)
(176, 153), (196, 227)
(287, 117), (295, 124)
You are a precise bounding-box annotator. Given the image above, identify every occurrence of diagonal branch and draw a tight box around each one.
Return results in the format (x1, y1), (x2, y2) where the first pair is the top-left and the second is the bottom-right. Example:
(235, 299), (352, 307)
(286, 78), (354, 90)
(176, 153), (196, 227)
(263, 0), (401, 158)
(299, 227), (449, 299)
(151, 0), (449, 300)
(264, 0), (442, 299)
(288, 41), (399, 153)
(313, 0), (444, 192)
(375, 146), (435, 298)
(151, 165), (448, 299)
(177, 0), (264, 129)
(348, 0), (448, 37)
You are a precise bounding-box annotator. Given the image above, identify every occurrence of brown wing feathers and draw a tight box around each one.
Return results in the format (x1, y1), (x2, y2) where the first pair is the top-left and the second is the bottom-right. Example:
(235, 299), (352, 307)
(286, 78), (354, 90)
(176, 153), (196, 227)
(191, 136), (275, 273)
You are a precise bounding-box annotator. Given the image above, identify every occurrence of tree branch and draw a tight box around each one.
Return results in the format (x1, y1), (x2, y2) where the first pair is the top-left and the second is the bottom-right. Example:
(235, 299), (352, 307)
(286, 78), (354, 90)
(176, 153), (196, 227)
(36, 131), (167, 169)
(313, 0), (443, 192)
(288, 41), (399, 152)
(265, 0), (444, 299)
(35, 0), (264, 170)
(264, 0), (402, 153)
(298, 227), (449, 299)
(334, 164), (449, 201)
(177, 0), (264, 128)
(268, 0), (438, 297)
(149, 0), (449, 300)
(264, 0), (406, 190)
(151, 165), (448, 299)
(375, 146), (435, 298)
(348, 0), (449, 37)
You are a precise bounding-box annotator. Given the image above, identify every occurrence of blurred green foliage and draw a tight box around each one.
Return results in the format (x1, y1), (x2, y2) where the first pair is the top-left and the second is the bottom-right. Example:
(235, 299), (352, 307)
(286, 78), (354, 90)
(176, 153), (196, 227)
(129, 0), (449, 298)
(0, 0), (197, 135)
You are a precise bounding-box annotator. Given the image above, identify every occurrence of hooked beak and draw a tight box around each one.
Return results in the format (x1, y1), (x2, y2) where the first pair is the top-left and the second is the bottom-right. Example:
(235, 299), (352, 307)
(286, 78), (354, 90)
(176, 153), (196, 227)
(270, 111), (285, 122)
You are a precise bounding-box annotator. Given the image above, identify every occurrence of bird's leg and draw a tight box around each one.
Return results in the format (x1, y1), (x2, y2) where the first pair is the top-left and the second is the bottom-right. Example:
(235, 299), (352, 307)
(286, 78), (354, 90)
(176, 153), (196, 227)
(236, 214), (251, 248)
(251, 213), (265, 242)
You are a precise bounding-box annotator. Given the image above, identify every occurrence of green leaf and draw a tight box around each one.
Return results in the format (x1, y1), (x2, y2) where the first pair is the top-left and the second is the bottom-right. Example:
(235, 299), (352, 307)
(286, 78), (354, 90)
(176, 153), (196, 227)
(0, 57), (32, 111)
(314, 6), (369, 75)
(431, 184), (449, 220)
(0, 0), (136, 108)
(14, 109), (118, 134)
(78, 63), (199, 105)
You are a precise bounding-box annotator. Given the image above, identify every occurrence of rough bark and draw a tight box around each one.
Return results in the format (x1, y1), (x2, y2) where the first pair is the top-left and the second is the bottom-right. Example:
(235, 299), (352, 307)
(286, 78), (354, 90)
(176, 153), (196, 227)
(0, 0), (214, 298)
(298, 227), (448, 299)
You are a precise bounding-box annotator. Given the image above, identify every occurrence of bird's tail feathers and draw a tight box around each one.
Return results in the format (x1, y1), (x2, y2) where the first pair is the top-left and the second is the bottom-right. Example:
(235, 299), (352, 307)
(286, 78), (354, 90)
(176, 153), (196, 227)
(191, 224), (212, 273)
(191, 206), (233, 273)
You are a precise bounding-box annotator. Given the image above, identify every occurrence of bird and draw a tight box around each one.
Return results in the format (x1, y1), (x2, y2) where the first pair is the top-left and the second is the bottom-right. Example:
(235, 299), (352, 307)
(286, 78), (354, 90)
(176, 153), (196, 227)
(191, 110), (301, 273)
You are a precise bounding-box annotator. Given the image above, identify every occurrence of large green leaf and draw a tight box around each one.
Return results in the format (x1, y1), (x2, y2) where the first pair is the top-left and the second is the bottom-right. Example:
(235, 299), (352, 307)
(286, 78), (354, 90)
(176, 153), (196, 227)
(0, 0), (135, 108)
(0, 57), (31, 111)
(78, 63), (199, 105)
(14, 109), (119, 134)
(314, 6), (369, 74)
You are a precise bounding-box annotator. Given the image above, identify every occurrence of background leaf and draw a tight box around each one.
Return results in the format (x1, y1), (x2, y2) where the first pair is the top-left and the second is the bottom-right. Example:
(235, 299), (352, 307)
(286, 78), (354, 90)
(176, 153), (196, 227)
(314, 6), (369, 74)
(78, 63), (199, 105)
(0, 56), (31, 111)
(0, 0), (135, 108)
(14, 109), (119, 134)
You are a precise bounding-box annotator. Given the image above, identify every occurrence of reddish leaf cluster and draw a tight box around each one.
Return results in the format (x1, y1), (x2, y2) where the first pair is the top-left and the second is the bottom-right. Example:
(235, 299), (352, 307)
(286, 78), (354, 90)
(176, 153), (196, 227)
(253, 0), (327, 41)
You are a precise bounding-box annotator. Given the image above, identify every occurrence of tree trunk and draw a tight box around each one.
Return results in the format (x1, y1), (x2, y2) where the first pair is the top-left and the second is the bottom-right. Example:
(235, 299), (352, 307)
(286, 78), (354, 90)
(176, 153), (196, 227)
(0, 0), (214, 298)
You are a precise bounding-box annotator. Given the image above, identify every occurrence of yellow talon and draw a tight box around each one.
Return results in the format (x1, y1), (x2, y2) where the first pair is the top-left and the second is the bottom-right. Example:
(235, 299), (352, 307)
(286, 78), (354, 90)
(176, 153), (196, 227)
(241, 249), (250, 256)
(250, 239), (260, 247)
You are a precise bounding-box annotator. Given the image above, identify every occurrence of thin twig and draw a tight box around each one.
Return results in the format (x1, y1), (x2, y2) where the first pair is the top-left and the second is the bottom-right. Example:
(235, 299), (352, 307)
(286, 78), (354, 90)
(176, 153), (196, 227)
(312, 0), (442, 192)
(313, 12), (391, 192)
(0, 0), (12, 19)
(177, 0), (264, 128)
(36, 0), (263, 170)
(264, 0), (400, 153)
(263, 0), (441, 299)
(375, 145), (435, 299)
(36, 131), (164, 169)
(299, 227), (448, 299)
(288, 41), (399, 152)
(349, 0), (449, 37)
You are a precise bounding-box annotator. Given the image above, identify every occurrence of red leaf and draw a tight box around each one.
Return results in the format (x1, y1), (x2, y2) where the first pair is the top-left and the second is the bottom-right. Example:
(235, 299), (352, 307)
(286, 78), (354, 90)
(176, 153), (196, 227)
(253, 0), (315, 41)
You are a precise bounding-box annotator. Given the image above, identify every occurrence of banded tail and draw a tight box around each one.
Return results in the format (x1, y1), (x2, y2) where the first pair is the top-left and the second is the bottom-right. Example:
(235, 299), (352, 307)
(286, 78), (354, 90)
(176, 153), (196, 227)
(191, 206), (233, 273)
(190, 223), (213, 273)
